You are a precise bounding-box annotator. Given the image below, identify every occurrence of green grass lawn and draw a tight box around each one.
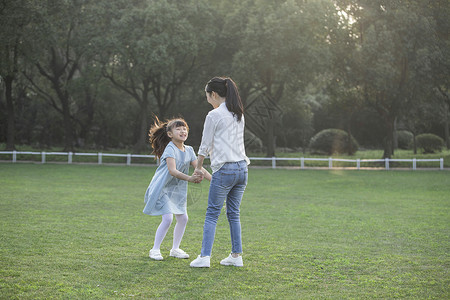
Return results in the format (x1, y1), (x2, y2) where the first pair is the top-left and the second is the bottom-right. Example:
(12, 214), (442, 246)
(0, 164), (449, 299)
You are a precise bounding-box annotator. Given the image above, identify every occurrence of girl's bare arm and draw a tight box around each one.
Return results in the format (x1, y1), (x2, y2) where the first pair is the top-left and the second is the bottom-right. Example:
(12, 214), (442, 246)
(167, 157), (200, 182)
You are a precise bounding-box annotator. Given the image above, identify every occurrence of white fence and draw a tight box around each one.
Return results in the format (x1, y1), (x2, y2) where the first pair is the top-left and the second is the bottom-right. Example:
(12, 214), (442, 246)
(0, 151), (155, 165)
(0, 151), (445, 170)
(250, 156), (444, 170)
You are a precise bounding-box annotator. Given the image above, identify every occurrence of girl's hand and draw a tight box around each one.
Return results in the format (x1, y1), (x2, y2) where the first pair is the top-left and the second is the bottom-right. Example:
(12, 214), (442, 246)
(190, 173), (203, 183)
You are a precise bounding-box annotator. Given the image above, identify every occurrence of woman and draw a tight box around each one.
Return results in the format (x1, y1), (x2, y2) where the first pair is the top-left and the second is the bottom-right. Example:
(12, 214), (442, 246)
(190, 77), (250, 268)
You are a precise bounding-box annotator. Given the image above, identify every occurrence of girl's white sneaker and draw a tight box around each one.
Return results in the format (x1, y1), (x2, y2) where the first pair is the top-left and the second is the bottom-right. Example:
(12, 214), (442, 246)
(170, 248), (189, 259)
(220, 254), (243, 267)
(190, 255), (210, 268)
(149, 249), (163, 261)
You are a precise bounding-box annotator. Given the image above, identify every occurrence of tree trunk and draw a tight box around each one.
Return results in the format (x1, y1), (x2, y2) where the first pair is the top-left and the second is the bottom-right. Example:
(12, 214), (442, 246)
(134, 100), (149, 152)
(393, 117), (398, 151)
(77, 88), (95, 147)
(382, 116), (395, 159)
(4, 75), (16, 150)
(34, 48), (78, 151)
(445, 104), (450, 149)
(50, 78), (75, 151)
(61, 94), (74, 151)
(346, 114), (354, 155)
(266, 117), (275, 157)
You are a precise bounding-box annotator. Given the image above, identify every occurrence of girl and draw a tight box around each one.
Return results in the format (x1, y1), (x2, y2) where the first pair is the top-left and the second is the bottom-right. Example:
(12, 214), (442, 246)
(190, 77), (250, 268)
(143, 117), (211, 261)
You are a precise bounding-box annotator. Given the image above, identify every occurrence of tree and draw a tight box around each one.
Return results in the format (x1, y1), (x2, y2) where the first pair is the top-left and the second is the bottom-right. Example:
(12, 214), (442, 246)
(428, 0), (450, 148)
(23, 0), (101, 151)
(335, 0), (441, 158)
(232, 0), (336, 156)
(0, 0), (37, 150)
(99, 0), (215, 151)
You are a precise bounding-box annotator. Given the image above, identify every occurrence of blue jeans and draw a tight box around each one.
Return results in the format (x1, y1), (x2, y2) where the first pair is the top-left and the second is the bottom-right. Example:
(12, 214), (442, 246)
(201, 160), (248, 256)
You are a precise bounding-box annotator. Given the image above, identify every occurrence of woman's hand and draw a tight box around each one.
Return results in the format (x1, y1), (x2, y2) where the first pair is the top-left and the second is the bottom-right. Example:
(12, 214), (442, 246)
(190, 172), (203, 183)
(191, 157), (211, 182)
(194, 168), (204, 176)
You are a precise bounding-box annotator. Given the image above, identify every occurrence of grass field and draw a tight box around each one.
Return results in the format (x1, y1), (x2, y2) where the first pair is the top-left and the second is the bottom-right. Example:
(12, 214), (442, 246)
(0, 164), (449, 299)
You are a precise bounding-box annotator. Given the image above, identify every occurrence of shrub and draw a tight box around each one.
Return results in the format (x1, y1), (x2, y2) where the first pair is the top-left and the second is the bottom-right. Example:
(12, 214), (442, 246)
(416, 133), (444, 153)
(397, 130), (413, 149)
(309, 129), (359, 155)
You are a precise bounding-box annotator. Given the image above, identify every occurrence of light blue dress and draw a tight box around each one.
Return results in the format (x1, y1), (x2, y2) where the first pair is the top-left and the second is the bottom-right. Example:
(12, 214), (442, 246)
(143, 142), (197, 216)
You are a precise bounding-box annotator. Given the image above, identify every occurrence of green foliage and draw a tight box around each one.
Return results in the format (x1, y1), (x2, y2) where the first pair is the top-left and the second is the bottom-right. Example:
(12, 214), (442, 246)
(416, 133), (445, 153)
(1, 164), (449, 298)
(309, 128), (359, 155)
(1, 0), (448, 157)
(397, 130), (413, 149)
(331, 0), (447, 158)
(97, 0), (217, 150)
(230, 0), (338, 155)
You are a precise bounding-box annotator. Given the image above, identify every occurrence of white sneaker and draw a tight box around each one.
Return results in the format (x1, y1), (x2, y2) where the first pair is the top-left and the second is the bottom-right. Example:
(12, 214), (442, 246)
(170, 248), (189, 259)
(190, 255), (210, 268)
(149, 249), (163, 261)
(220, 254), (243, 267)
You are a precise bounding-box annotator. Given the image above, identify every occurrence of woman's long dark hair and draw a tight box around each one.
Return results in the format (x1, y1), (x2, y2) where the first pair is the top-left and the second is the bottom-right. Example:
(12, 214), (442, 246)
(148, 116), (189, 159)
(205, 77), (244, 121)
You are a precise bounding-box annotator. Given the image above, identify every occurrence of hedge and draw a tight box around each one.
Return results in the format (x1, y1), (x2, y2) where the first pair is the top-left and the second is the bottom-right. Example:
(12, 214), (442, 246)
(416, 133), (444, 153)
(309, 129), (359, 155)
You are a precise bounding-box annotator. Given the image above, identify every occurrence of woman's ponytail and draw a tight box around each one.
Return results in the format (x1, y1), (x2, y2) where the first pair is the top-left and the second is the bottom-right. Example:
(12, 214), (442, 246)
(224, 78), (244, 122)
(206, 77), (244, 121)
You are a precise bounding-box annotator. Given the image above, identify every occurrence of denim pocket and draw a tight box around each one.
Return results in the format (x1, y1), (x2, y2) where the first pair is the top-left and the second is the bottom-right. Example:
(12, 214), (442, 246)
(219, 170), (236, 188)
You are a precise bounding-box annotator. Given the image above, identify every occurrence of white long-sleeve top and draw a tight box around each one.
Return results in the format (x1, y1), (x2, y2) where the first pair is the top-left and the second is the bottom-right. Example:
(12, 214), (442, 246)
(198, 102), (250, 173)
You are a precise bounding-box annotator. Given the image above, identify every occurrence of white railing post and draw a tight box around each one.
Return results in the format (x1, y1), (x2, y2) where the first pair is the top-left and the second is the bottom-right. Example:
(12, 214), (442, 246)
(328, 157), (332, 169)
(357, 159), (360, 170)
(385, 158), (389, 170)
(41, 152), (46, 164)
(272, 157), (276, 169)
(127, 154), (131, 165)
(68, 152), (73, 164)
(98, 152), (102, 164)
(301, 157), (304, 169)
(440, 158), (444, 170)
(413, 158), (416, 170)
(12, 150), (17, 163)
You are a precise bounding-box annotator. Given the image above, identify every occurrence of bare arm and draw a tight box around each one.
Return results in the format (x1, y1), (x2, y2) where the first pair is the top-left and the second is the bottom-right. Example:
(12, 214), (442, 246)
(166, 157), (200, 183)
(195, 155), (206, 172)
(191, 157), (212, 181)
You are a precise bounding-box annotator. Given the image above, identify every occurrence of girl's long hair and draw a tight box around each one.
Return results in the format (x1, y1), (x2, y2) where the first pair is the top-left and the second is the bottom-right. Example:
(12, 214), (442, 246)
(148, 116), (189, 159)
(205, 77), (244, 121)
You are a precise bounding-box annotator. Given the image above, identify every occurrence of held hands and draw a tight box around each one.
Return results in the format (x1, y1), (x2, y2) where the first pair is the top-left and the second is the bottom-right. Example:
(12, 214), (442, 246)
(190, 169), (204, 183)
